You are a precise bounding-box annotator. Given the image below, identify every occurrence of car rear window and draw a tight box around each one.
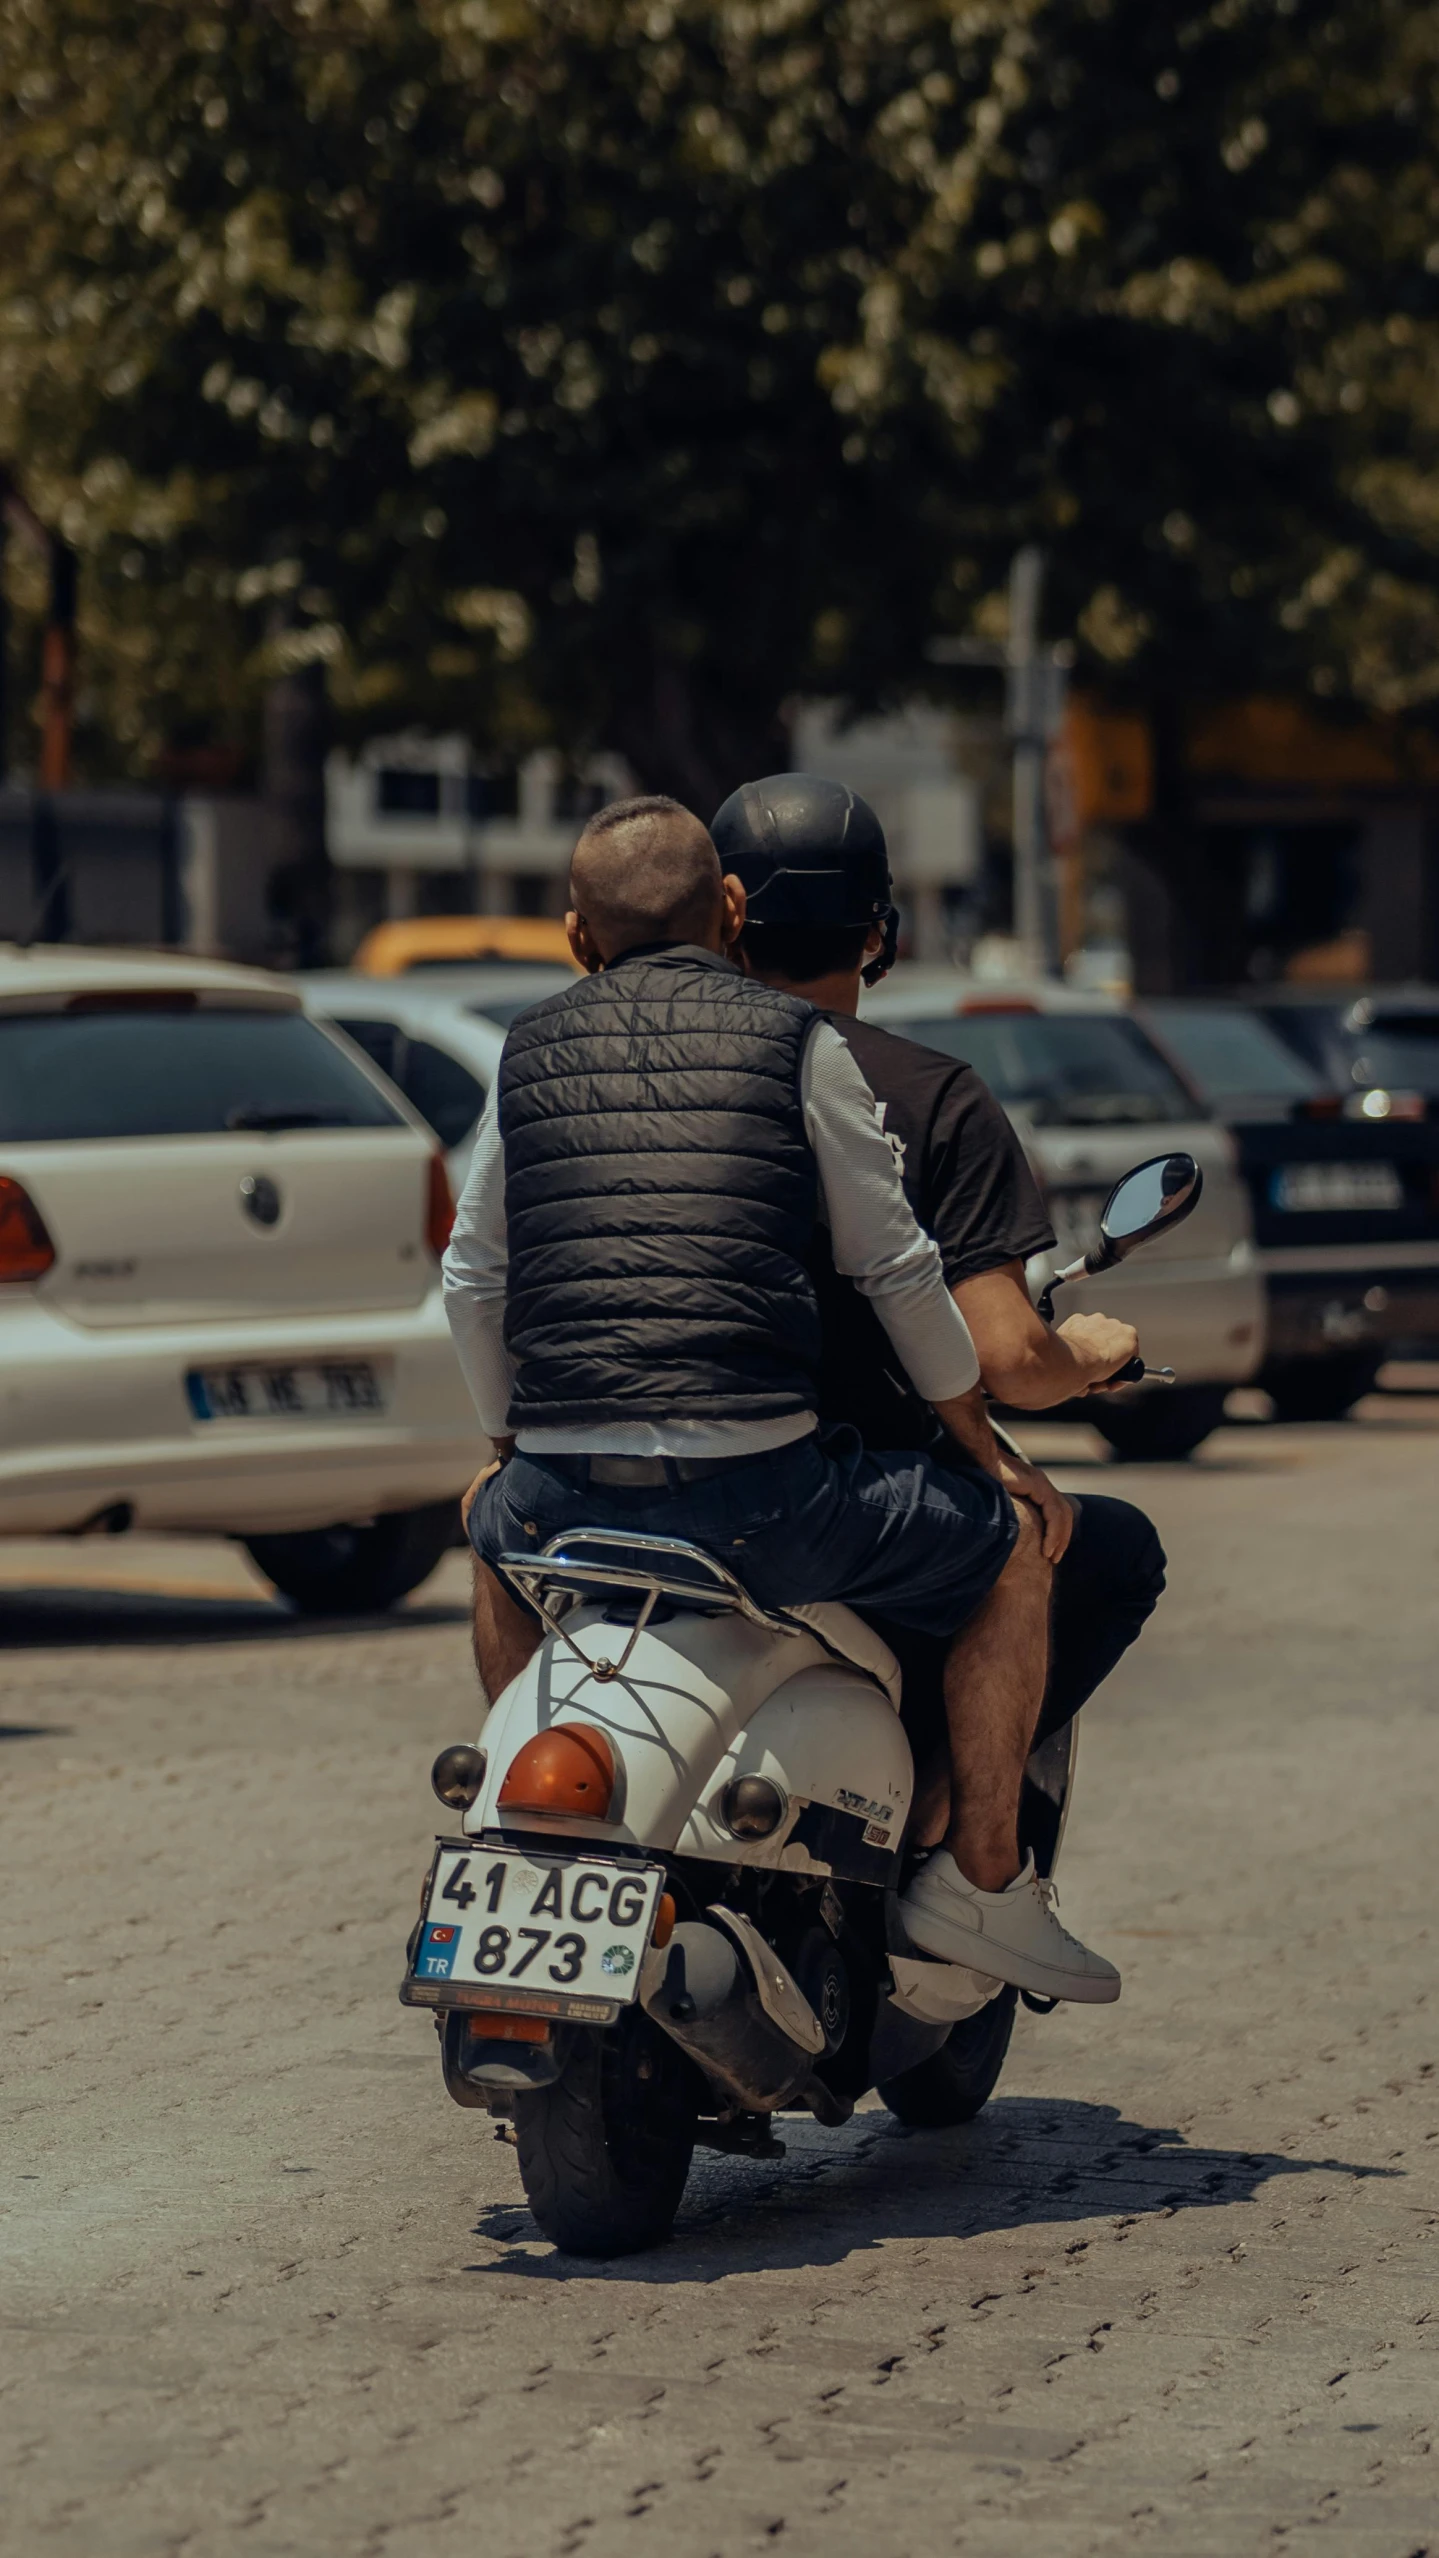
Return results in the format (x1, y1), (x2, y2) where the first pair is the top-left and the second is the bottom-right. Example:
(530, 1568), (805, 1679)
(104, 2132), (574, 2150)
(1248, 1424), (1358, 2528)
(1149, 1005), (1324, 1104)
(331, 1018), (486, 1149)
(0, 1007), (407, 1141)
(1344, 1013), (1439, 1095)
(896, 1011), (1198, 1126)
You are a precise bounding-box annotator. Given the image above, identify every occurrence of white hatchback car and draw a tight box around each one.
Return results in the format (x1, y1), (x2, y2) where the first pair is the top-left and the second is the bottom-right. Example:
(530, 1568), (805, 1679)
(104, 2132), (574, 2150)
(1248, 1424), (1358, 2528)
(0, 946), (489, 1610)
(863, 971), (1265, 1458)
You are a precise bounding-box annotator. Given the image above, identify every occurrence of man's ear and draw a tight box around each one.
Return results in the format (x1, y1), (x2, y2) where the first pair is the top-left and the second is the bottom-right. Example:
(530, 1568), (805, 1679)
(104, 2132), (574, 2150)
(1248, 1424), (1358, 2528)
(720, 873), (748, 952)
(567, 908), (604, 973)
(864, 923), (885, 960)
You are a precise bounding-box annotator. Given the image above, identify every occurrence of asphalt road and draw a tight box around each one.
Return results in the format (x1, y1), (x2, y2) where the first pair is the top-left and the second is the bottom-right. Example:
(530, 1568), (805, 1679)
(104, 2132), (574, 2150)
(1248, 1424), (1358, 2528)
(2, 1403), (1436, 2558)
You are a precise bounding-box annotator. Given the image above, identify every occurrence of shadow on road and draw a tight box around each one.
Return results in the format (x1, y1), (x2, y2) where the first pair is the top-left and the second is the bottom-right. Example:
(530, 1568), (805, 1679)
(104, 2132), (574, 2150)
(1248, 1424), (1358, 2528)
(466, 2094), (1397, 2283)
(0, 1585), (467, 1649)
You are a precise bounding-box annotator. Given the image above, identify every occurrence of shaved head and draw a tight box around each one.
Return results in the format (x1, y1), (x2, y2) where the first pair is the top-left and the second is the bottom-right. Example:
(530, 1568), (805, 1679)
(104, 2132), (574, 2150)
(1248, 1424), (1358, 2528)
(569, 795), (725, 963)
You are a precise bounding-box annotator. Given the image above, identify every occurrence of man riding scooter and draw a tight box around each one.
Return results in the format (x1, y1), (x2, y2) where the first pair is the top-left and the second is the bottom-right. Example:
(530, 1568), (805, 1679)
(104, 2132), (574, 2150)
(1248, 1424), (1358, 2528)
(712, 771), (1167, 1858)
(443, 790), (1120, 2002)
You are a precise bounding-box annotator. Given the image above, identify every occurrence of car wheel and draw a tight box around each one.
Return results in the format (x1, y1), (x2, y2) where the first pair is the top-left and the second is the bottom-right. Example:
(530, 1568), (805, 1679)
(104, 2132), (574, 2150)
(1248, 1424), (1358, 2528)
(1262, 1353), (1382, 1424)
(244, 1499), (458, 1615)
(1088, 1384), (1228, 1463)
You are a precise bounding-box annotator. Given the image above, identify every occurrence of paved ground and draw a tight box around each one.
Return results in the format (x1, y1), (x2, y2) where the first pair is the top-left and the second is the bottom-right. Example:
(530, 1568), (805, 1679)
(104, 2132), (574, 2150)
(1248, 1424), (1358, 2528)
(2, 1403), (1436, 2558)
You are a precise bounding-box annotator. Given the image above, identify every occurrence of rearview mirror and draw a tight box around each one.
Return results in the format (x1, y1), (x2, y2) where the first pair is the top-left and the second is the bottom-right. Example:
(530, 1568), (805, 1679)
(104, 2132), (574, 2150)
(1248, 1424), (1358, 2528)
(1093, 1152), (1202, 1268)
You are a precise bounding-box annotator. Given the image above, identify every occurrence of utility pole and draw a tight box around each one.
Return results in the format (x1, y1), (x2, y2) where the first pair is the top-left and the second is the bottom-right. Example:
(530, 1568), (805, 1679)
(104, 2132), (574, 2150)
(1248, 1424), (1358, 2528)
(927, 547), (1072, 978)
(0, 469), (77, 790)
(1006, 547), (1051, 975)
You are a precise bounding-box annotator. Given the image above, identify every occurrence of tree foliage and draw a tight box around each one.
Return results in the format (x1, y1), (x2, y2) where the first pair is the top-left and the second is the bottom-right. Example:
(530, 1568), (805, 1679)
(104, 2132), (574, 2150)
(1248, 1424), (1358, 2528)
(2, 0), (1438, 800)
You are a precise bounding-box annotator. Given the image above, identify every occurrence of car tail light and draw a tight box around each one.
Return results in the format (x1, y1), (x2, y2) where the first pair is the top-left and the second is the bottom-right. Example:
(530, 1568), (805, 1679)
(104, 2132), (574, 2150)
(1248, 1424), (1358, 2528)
(957, 997), (1039, 1016)
(0, 1178), (55, 1282)
(499, 1724), (616, 1820)
(426, 1151), (455, 1258)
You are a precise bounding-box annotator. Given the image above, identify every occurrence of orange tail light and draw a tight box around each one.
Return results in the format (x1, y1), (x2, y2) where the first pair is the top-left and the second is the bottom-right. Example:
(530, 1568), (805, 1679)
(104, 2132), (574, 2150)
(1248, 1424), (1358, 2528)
(426, 1151), (455, 1258)
(498, 1723), (616, 1820)
(0, 1178), (55, 1283)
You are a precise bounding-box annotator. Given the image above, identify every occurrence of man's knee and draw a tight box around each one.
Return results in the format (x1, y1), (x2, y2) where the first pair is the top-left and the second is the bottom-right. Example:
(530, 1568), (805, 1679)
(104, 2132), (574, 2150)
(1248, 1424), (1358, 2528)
(998, 1492), (1052, 1588)
(1070, 1494), (1166, 1612)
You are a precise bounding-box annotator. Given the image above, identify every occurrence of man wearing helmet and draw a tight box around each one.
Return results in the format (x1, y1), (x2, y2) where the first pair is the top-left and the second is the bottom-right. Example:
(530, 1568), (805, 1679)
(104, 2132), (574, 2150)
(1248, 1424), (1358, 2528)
(447, 792), (1122, 2004)
(713, 772), (1167, 1962)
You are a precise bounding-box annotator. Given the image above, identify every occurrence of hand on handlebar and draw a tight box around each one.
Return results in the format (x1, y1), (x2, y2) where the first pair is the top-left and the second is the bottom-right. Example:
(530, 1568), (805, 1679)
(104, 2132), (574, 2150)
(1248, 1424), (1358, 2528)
(1055, 1310), (1142, 1394)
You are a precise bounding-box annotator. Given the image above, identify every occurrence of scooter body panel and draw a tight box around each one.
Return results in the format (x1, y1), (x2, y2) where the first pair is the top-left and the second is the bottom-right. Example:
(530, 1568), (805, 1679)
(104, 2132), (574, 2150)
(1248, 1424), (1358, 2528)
(465, 1605), (912, 1870)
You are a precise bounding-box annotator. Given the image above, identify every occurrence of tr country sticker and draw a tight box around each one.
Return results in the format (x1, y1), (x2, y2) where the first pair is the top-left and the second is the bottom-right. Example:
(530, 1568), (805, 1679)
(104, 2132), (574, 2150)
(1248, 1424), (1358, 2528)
(416, 1922), (460, 1980)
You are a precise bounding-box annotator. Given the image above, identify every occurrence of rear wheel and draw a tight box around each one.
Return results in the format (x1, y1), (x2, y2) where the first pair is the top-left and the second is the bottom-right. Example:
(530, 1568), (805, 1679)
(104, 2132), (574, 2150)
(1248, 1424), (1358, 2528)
(1089, 1384), (1227, 1463)
(513, 2007), (699, 2257)
(1263, 1353), (1381, 1424)
(244, 1500), (457, 1615)
(878, 1987), (1018, 2128)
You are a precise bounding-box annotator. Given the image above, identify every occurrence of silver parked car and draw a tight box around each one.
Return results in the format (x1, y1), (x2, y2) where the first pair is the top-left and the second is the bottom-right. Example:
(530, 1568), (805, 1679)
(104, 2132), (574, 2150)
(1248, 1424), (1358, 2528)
(861, 972), (1265, 1458)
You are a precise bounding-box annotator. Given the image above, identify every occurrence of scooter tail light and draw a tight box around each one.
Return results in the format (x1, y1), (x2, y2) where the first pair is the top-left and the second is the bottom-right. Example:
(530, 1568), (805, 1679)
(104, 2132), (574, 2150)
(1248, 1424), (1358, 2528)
(0, 1177), (55, 1282)
(498, 1723), (616, 1820)
(426, 1151), (456, 1258)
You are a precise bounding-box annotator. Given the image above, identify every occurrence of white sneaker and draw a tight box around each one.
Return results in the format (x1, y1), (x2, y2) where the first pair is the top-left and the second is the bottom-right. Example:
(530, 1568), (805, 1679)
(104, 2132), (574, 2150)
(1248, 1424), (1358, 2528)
(899, 1853), (1121, 2005)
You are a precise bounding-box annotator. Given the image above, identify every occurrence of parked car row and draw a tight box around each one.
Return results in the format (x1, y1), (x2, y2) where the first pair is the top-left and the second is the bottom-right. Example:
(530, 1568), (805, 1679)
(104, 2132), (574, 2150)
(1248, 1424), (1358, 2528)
(2, 936), (1431, 1632)
(1143, 995), (1439, 1418)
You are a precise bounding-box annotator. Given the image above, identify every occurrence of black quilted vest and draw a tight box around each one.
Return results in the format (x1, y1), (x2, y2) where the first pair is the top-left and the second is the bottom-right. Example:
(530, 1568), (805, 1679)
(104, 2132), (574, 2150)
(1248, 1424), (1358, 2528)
(497, 945), (822, 1429)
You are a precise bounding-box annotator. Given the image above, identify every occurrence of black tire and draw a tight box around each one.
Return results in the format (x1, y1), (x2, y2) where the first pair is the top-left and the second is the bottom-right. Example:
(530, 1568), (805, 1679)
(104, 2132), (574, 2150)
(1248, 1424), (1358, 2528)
(244, 1499), (457, 1615)
(512, 2007), (698, 2258)
(1088, 1384), (1228, 1463)
(878, 1986), (1018, 2129)
(1263, 1353), (1381, 1424)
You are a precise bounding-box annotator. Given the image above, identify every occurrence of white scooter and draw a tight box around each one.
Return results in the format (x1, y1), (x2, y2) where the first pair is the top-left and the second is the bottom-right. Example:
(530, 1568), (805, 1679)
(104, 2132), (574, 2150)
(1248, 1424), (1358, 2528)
(401, 1154), (1201, 2254)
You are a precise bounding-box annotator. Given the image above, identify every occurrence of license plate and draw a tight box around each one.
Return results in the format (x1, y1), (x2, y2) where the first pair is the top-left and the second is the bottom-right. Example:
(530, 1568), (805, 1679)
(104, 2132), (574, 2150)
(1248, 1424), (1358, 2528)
(186, 1360), (386, 1420)
(409, 1845), (664, 2014)
(1271, 1163), (1403, 1214)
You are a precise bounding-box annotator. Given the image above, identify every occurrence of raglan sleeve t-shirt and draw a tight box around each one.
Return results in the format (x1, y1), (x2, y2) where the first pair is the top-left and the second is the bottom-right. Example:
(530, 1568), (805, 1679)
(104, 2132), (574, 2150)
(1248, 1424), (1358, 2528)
(808, 1015), (1056, 1449)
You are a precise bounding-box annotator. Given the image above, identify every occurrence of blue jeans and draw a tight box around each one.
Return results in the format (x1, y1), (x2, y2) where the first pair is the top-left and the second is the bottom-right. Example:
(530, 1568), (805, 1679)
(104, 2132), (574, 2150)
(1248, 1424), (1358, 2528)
(469, 1425), (1017, 1639)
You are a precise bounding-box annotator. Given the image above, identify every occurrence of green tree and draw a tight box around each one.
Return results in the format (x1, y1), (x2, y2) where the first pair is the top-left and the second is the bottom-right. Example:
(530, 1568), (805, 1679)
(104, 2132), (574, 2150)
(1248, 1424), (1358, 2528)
(1, 0), (1437, 824)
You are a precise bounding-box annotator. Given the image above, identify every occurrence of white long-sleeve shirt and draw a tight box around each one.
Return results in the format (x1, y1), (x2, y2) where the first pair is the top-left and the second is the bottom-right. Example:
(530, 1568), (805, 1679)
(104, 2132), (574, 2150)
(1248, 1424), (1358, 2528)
(442, 1016), (979, 1455)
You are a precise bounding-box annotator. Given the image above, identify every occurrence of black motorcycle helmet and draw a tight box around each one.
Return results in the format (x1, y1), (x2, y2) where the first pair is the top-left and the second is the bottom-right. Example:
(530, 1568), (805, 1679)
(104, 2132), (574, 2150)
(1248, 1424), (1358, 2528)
(710, 772), (899, 986)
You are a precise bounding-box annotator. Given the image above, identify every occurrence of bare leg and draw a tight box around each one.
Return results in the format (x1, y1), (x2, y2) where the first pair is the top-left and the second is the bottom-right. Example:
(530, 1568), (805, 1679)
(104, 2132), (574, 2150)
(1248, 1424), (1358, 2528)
(941, 1498), (1052, 1892)
(472, 1555), (541, 1704)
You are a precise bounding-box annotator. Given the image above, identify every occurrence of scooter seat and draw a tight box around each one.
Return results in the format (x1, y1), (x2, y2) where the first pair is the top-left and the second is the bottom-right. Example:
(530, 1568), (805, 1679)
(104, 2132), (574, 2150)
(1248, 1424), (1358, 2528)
(781, 1603), (903, 1712)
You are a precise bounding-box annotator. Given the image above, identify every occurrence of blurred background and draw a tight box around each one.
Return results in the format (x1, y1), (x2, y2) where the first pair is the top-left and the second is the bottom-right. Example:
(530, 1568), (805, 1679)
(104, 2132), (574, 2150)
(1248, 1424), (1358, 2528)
(4, 0), (1439, 992)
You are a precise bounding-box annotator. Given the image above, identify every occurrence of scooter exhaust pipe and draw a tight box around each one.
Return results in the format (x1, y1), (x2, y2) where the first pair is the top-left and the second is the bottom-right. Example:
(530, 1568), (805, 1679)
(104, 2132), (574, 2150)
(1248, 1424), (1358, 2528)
(641, 1919), (822, 2113)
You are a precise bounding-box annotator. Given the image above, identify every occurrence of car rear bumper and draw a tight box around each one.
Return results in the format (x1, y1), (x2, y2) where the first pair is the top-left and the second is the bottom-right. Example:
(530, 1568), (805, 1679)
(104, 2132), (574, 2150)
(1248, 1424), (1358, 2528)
(0, 1291), (488, 1537)
(1264, 1257), (1439, 1361)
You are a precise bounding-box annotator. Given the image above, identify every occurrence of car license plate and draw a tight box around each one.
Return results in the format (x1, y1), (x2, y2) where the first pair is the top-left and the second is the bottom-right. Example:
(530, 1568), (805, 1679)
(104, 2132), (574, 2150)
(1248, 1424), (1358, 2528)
(408, 1845), (664, 2017)
(186, 1360), (387, 1420)
(1271, 1163), (1403, 1214)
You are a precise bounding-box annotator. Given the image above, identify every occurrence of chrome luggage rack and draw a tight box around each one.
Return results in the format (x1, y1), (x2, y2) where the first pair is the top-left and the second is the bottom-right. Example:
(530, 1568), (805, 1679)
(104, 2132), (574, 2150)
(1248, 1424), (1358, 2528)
(498, 1528), (797, 1683)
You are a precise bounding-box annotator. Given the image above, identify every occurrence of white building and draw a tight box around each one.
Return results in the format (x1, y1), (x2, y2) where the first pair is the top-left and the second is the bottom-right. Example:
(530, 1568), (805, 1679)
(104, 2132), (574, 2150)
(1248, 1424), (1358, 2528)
(325, 736), (633, 949)
(326, 710), (985, 962)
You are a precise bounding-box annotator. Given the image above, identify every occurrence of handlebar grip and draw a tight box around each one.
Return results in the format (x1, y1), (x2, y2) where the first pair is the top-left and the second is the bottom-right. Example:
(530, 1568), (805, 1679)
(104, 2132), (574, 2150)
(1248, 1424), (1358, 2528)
(1115, 1354), (1147, 1384)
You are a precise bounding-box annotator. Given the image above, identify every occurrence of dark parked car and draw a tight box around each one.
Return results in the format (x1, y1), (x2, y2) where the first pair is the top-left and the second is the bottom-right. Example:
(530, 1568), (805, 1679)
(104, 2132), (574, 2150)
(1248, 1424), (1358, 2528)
(1145, 999), (1439, 1418)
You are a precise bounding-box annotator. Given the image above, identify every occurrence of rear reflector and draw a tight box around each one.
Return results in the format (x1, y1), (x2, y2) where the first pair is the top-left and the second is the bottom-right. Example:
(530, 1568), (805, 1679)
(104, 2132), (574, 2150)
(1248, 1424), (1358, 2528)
(458, 2011), (551, 2046)
(499, 1724), (617, 1820)
(0, 1177), (55, 1282)
(427, 1151), (456, 1258)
